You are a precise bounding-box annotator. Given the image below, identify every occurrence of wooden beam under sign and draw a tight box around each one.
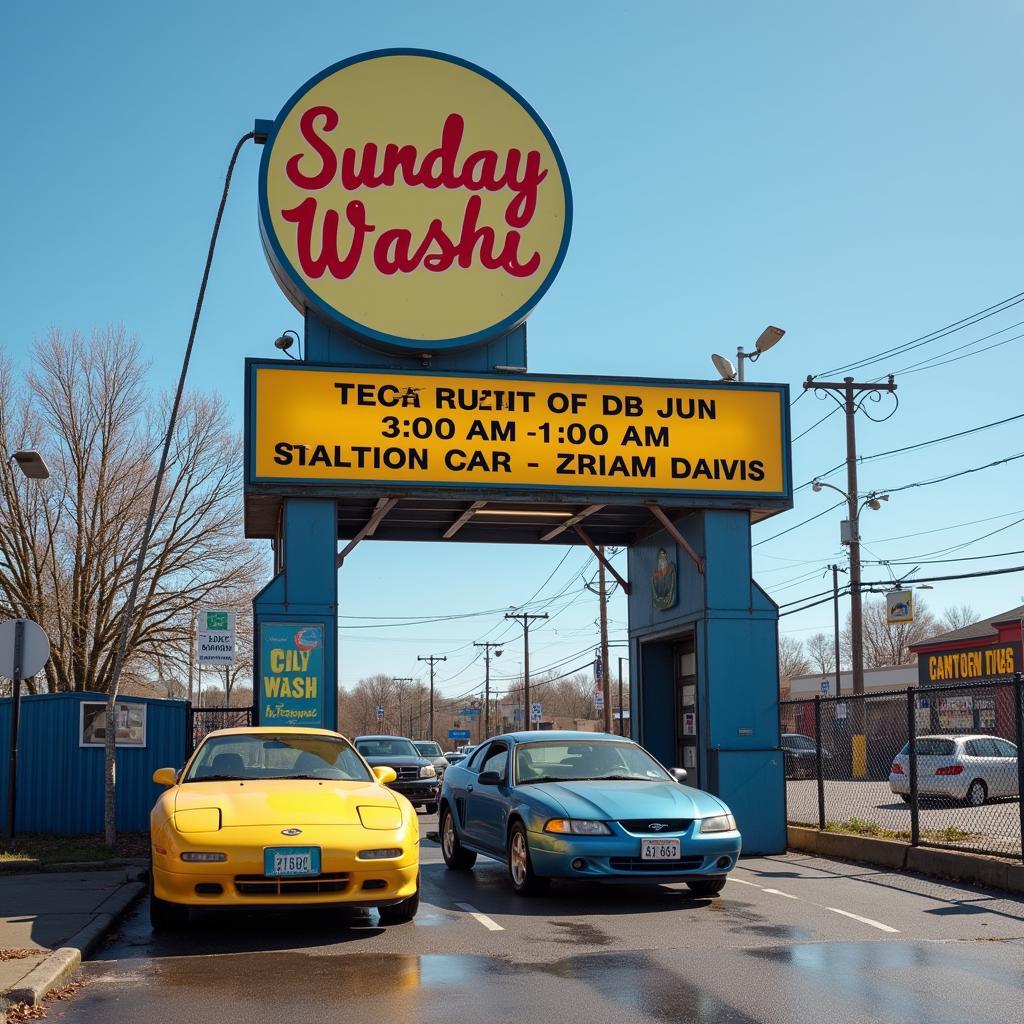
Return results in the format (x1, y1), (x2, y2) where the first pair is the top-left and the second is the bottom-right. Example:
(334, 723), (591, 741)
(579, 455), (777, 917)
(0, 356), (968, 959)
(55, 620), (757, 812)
(539, 504), (605, 542)
(573, 525), (631, 595)
(443, 500), (487, 539)
(337, 497), (398, 566)
(645, 503), (705, 574)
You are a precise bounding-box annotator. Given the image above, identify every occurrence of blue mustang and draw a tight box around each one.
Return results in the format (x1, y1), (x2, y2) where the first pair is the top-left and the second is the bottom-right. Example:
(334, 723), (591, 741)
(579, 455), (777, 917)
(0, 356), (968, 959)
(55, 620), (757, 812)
(439, 731), (741, 896)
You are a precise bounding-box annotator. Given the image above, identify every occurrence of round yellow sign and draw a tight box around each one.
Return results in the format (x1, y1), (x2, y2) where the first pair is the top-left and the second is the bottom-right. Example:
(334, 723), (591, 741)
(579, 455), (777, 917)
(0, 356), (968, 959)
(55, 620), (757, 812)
(259, 49), (572, 351)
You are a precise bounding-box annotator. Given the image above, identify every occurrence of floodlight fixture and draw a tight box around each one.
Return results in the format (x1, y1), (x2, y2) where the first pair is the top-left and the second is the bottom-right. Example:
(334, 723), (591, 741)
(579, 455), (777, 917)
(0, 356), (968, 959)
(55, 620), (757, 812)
(9, 451), (49, 480)
(273, 329), (302, 359)
(711, 354), (736, 381)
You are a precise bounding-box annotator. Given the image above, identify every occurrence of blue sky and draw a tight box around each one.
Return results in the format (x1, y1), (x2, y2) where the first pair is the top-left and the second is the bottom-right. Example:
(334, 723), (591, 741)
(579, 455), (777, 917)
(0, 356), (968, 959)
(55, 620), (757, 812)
(5, 1), (1024, 699)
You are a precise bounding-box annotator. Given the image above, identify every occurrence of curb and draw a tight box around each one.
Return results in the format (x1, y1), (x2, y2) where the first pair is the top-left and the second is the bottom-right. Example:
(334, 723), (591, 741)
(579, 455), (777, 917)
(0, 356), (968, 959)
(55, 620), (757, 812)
(4, 880), (145, 1006)
(787, 825), (1024, 895)
(0, 857), (149, 876)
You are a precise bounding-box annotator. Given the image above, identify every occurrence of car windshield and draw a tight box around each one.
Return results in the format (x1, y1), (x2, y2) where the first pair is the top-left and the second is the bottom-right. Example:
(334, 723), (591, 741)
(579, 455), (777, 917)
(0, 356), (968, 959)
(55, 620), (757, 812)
(184, 734), (372, 782)
(515, 741), (670, 784)
(415, 742), (443, 758)
(785, 735), (815, 751)
(356, 738), (419, 758)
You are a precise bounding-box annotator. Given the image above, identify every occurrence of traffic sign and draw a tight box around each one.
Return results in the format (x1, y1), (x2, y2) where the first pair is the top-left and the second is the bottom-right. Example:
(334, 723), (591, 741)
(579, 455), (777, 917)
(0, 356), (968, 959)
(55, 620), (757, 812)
(448, 729), (471, 740)
(530, 702), (542, 722)
(594, 690), (605, 710)
(460, 708), (481, 716)
(0, 619), (49, 680)
(820, 680), (830, 694)
(376, 703), (384, 721)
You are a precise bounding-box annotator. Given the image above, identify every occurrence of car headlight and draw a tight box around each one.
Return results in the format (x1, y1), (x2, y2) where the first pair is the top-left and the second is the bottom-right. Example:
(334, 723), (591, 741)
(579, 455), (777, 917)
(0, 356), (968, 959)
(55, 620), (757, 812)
(420, 765), (437, 778)
(544, 819), (612, 835)
(700, 814), (737, 833)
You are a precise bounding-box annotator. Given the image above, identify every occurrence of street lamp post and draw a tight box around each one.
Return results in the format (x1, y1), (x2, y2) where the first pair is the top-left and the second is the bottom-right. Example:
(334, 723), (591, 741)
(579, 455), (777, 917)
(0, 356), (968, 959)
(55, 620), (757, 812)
(473, 642), (503, 740)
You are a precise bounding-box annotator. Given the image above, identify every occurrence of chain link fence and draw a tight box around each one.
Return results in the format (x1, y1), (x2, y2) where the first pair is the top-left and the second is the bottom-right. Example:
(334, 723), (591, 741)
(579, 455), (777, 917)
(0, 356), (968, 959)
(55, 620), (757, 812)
(188, 703), (254, 754)
(781, 677), (1024, 861)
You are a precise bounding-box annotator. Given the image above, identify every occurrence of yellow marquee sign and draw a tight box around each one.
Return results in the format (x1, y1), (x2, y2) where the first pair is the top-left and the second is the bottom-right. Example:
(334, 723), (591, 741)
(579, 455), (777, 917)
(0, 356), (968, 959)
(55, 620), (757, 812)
(247, 364), (790, 501)
(258, 49), (571, 351)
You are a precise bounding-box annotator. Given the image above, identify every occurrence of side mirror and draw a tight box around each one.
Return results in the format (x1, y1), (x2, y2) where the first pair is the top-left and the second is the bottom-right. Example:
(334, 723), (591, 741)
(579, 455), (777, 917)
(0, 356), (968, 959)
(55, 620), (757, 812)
(669, 767), (688, 784)
(477, 770), (502, 787)
(153, 767), (178, 788)
(373, 765), (398, 786)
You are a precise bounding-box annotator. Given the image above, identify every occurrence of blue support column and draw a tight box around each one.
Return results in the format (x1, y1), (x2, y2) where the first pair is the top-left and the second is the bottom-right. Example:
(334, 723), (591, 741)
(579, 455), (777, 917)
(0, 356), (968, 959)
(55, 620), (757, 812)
(253, 498), (338, 731)
(627, 508), (785, 854)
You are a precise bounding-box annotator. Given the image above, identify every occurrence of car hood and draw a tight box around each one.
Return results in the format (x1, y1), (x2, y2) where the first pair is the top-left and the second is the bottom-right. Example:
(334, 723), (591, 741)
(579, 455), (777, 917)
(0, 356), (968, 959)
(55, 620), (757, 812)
(174, 779), (398, 826)
(521, 780), (729, 821)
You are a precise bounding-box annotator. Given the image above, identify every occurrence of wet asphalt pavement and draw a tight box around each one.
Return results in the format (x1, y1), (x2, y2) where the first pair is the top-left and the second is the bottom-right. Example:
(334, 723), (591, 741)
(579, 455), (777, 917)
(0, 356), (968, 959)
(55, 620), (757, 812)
(48, 812), (1024, 1024)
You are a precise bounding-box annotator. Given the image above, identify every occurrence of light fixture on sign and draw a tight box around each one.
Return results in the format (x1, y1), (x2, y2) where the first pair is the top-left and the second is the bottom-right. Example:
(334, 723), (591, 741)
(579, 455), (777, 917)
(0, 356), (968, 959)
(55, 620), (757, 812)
(475, 509), (573, 518)
(9, 451), (50, 480)
(711, 325), (785, 382)
(711, 354), (736, 381)
(274, 330), (302, 360)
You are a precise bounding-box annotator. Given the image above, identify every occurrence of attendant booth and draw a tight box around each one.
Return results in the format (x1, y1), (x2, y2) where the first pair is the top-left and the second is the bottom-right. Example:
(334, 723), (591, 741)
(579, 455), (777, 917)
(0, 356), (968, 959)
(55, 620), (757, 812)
(243, 49), (793, 853)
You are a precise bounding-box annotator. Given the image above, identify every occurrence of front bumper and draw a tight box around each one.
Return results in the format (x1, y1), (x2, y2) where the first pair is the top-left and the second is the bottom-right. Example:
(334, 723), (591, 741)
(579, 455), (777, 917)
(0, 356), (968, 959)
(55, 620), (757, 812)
(152, 823), (419, 907)
(389, 780), (439, 805)
(527, 826), (742, 881)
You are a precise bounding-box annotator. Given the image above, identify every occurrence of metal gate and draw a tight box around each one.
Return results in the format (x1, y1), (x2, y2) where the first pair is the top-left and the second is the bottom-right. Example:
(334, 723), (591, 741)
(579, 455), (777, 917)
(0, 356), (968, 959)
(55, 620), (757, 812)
(188, 703), (255, 754)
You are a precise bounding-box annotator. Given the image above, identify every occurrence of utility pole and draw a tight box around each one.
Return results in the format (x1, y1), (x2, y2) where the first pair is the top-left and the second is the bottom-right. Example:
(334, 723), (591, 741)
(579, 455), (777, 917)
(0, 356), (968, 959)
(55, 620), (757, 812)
(473, 642), (503, 740)
(804, 375), (896, 773)
(830, 565), (844, 698)
(618, 656), (625, 737)
(391, 678), (413, 737)
(187, 612), (195, 704)
(585, 547), (613, 733)
(505, 612), (548, 730)
(417, 656), (445, 742)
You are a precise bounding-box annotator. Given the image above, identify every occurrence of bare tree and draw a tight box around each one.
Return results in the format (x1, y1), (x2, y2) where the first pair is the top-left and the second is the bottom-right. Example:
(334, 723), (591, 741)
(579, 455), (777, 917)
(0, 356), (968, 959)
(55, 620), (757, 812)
(0, 328), (265, 694)
(806, 632), (836, 675)
(778, 635), (810, 691)
(842, 598), (937, 668)
(940, 604), (978, 633)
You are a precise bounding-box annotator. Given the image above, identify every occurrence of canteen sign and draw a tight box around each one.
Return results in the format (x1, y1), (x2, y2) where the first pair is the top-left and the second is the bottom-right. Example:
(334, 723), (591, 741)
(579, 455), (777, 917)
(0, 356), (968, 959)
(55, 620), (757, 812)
(258, 49), (571, 350)
(247, 363), (790, 501)
(259, 623), (325, 727)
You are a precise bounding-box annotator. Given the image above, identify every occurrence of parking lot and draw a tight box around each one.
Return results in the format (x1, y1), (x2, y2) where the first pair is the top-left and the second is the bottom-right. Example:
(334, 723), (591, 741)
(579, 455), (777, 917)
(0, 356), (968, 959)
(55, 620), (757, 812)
(47, 810), (1024, 1024)
(786, 780), (1023, 857)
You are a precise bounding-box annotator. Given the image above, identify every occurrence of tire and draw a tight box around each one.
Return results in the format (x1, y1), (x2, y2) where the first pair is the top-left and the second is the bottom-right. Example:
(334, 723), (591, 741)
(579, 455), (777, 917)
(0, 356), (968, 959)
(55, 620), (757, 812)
(378, 874), (420, 924)
(440, 804), (477, 870)
(507, 820), (549, 897)
(686, 878), (726, 897)
(424, 802), (438, 815)
(149, 871), (189, 931)
(965, 779), (987, 807)
(899, 795), (912, 804)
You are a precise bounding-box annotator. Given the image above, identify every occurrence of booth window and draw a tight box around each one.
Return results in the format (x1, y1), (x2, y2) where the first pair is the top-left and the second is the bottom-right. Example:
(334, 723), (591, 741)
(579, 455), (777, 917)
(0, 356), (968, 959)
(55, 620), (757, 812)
(80, 701), (147, 747)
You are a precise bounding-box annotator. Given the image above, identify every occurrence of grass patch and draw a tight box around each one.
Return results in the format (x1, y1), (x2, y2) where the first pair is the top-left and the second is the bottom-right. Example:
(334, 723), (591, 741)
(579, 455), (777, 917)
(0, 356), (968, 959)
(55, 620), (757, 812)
(823, 818), (980, 844)
(0, 832), (148, 867)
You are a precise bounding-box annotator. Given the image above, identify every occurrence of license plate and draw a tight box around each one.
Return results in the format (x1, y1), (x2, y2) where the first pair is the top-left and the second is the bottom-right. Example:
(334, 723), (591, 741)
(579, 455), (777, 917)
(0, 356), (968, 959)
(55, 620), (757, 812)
(640, 838), (681, 860)
(264, 847), (320, 877)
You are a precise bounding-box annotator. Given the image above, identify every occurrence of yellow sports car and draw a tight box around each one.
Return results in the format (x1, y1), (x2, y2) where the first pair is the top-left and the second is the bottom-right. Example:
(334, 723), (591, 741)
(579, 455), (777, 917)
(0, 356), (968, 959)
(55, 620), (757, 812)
(149, 727), (419, 929)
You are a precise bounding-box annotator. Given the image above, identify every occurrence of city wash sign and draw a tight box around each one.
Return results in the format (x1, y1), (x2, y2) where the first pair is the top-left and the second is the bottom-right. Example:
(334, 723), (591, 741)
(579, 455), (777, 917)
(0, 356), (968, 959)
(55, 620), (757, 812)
(259, 623), (325, 726)
(258, 49), (571, 350)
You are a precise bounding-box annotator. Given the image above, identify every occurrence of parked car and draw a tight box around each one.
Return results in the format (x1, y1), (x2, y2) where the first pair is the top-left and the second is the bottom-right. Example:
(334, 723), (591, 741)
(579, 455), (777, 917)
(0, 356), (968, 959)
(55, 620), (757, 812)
(889, 734), (1019, 805)
(148, 727), (420, 929)
(414, 740), (449, 779)
(439, 731), (741, 896)
(781, 733), (833, 780)
(354, 735), (440, 813)
(444, 751), (467, 765)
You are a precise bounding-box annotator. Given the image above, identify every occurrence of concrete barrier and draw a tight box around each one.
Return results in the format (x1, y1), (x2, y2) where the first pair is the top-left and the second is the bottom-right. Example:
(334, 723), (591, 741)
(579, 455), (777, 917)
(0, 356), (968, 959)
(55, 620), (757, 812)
(905, 846), (1010, 891)
(787, 825), (819, 854)
(816, 831), (908, 869)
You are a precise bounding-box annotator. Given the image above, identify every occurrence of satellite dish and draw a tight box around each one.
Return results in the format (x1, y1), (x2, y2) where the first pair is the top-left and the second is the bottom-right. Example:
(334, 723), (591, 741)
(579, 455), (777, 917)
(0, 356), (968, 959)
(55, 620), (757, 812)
(755, 325), (785, 353)
(711, 354), (736, 381)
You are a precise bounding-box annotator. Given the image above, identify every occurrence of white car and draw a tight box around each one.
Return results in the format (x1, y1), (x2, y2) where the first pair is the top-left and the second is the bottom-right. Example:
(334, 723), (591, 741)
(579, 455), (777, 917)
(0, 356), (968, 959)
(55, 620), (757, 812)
(889, 734), (1019, 805)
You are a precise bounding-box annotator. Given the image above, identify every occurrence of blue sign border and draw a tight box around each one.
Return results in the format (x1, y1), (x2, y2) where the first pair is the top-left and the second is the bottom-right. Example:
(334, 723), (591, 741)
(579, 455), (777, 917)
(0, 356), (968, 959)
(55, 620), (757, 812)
(244, 359), (794, 507)
(257, 47), (573, 353)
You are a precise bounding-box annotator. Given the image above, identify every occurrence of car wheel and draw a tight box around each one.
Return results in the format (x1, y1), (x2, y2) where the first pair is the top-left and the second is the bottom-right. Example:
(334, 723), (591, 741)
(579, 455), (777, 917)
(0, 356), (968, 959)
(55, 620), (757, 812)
(686, 878), (726, 896)
(898, 795), (912, 804)
(378, 874), (419, 924)
(424, 802), (438, 815)
(440, 805), (477, 870)
(965, 779), (987, 807)
(507, 821), (549, 897)
(149, 870), (189, 931)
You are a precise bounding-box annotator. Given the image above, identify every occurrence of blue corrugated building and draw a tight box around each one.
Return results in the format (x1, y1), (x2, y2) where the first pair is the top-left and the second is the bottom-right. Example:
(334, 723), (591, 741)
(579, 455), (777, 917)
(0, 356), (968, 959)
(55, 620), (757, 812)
(0, 691), (188, 834)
